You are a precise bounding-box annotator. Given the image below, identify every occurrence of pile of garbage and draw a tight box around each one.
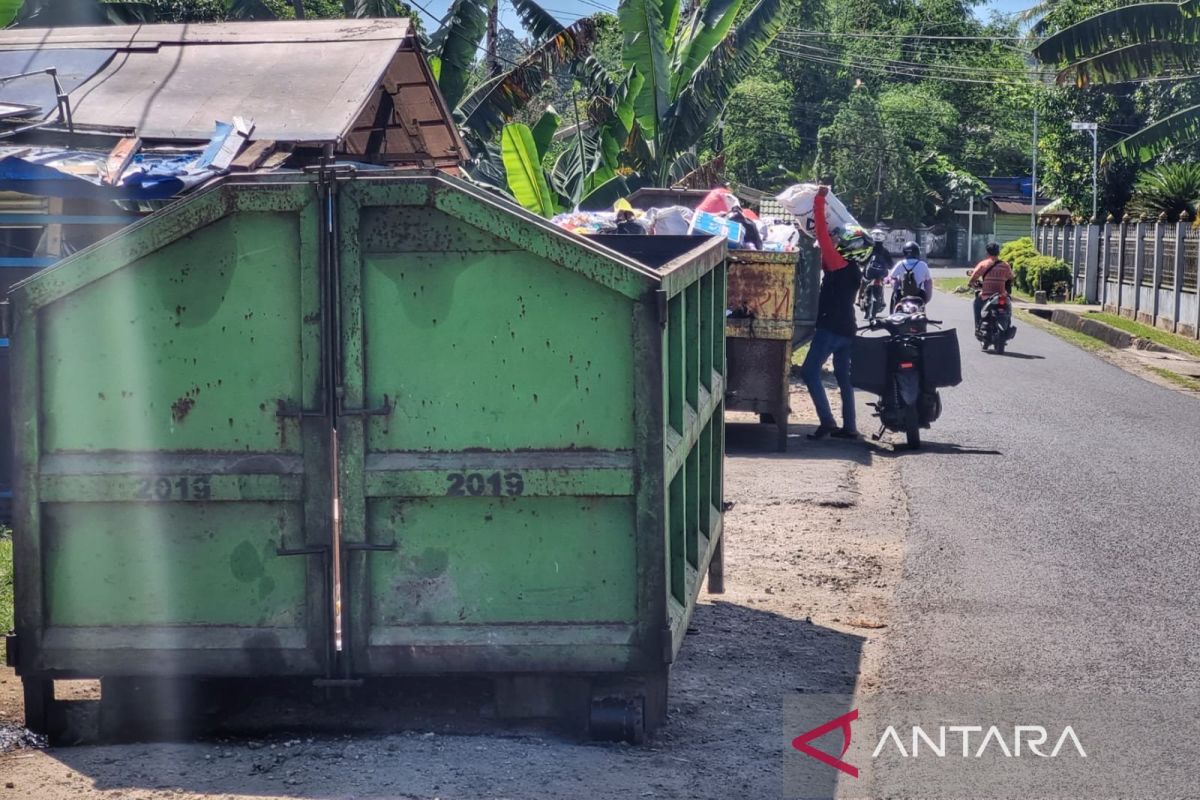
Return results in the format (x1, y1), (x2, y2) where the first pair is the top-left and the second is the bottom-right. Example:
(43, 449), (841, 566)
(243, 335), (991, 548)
(550, 188), (803, 251)
(549, 183), (868, 254)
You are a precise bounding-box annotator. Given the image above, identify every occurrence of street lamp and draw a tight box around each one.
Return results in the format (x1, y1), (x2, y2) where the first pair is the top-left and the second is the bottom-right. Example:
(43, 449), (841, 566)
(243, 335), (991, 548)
(1071, 121), (1099, 221)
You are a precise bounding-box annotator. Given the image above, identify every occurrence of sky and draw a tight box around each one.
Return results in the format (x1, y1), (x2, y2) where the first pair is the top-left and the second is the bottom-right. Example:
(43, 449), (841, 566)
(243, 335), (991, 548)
(412, 0), (1035, 38)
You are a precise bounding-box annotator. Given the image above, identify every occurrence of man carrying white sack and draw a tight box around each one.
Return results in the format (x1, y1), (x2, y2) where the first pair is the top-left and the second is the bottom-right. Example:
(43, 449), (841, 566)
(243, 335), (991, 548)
(798, 186), (873, 441)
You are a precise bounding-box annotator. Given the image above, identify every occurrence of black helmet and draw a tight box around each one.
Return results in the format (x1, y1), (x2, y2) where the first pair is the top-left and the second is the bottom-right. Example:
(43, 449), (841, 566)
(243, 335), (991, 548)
(902, 241), (920, 258)
(986, 242), (1001, 256)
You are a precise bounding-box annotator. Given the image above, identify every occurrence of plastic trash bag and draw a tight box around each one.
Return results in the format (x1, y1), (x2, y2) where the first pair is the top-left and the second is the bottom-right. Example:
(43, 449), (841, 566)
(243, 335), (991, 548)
(775, 183), (860, 239)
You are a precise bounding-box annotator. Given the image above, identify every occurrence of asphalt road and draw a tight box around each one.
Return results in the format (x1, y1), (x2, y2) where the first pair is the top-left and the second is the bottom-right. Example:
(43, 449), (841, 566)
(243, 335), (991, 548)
(867, 286), (1200, 789)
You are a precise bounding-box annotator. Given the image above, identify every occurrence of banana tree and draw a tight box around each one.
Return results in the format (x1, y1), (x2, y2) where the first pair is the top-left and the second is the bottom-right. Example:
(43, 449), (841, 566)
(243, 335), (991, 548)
(500, 0), (785, 185)
(1034, 0), (1200, 162)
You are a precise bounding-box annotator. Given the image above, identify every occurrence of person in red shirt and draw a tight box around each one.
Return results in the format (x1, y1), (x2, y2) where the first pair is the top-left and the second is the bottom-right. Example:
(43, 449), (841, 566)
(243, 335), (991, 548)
(798, 187), (871, 440)
(967, 242), (1015, 331)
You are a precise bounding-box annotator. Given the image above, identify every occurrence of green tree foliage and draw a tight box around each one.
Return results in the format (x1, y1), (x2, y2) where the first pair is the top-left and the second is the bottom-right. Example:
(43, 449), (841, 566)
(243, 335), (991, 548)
(724, 0), (1036, 224)
(723, 78), (803, 187)
(1034, 0), (1200, 164)
(1128, 162), (1200, 219)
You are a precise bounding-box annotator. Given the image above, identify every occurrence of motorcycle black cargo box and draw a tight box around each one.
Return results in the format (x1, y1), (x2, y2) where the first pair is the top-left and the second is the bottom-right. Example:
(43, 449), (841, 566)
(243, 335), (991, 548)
(850, 329), (962, 395)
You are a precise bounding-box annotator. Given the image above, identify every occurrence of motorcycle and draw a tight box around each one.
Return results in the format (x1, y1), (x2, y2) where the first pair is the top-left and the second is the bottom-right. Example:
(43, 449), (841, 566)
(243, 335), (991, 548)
(857, 274), (887, 320)
(976, 292), (1016, 354)
(852, 296), (960, 449)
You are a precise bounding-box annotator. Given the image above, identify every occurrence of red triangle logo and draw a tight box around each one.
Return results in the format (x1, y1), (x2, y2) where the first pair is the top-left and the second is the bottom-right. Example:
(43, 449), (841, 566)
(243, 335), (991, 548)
(791, 708), (859, 778)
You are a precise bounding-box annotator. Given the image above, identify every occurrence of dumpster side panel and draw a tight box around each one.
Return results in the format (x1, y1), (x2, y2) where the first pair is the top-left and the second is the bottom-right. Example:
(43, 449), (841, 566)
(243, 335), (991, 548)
(338, 186), (647, 674)
(357, 207), (635, 452)
(39, 213), (306, 453)
(661, 255), (726, 659)
(12, 184), (330, 678)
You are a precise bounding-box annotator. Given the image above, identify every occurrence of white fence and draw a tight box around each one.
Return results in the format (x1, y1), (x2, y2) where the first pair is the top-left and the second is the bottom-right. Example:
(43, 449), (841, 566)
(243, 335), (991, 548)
(1035, 220), (1200, 338)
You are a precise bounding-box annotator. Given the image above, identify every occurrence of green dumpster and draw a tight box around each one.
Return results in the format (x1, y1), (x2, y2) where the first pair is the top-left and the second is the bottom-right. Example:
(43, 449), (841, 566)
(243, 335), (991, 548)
(5, 170), (727, 741)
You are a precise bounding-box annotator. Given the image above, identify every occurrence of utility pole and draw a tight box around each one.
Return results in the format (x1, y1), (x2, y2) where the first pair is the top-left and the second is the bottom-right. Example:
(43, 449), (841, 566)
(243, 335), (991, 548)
(873, 161), (883, 224)
(486, 0), (501, 77)
(1072, 121), (1099, 222)
(1031, 104), (1038, 240)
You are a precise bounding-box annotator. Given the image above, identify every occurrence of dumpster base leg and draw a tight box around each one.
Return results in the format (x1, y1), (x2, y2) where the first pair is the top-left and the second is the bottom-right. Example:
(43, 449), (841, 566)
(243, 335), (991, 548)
(588, 671), (667, 744)
(22, 677), (57, 738)
(707, 535), (725, 594)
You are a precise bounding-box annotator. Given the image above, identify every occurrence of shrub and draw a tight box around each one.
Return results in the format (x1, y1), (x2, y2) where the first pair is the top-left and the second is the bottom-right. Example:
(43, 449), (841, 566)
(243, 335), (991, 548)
(1024, 255), (1072, 296)
(1000, 237), (1039, 292)
(1128, 163), (1200, 222)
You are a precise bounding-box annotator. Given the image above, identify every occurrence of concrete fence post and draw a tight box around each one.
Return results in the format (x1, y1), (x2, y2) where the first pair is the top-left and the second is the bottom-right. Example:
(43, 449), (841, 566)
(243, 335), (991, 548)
(1173, 220), (1186, 332)
(1132, 220), (1146, 320)
(1085, 224), (1100, 304)
(1152, 220), (1165, 321)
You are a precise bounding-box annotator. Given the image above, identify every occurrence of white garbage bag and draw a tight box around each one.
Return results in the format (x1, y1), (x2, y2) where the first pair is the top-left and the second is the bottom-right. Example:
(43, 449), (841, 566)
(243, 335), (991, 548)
(775, 183), (860, 239)
(646, 206), (693, 236)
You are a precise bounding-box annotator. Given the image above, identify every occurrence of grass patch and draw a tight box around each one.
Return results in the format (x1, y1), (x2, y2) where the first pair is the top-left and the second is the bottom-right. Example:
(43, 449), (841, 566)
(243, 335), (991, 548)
(1088, 312), (1200, 359)
(1014, 308), (1108, 353)
(1148, 366), (1200, 392)
(1, 526), (11, 634)
(935, 277), (970, 294)
(935, 278), (1038, 304)
(791, 341), (810, 366)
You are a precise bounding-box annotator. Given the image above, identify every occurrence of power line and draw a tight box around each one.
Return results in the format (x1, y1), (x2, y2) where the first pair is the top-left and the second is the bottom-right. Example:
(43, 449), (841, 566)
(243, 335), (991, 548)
(767, 43), (1039, 84)
(772, 38), (1048, 79)
(781, 27), (1031, 41)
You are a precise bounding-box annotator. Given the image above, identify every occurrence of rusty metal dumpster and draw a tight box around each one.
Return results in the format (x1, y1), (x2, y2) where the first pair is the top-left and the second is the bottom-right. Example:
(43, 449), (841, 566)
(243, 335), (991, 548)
(724, 250), (800, 450)
(4, 169), (727, 742)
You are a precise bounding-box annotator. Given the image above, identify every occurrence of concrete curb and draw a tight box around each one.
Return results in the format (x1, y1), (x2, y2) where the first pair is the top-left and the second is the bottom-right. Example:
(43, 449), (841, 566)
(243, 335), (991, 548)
(1027, 308), (1200, 371)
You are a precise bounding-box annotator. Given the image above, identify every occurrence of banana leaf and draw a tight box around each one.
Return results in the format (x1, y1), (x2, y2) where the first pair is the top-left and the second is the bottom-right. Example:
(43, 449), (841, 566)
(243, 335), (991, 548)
(343, 0), (407, 15)
(614, 67), (645, 134)
(661, 0), (682, 46)
(619, 0), (671, 142)
(511, 0), (618, 94)
(659, 0), (785, 179)
(1059, 40), (1200, 86)
(670, 0), (744, 97)
(666, 152), (699, 185)
(0, 0), (23, 25)
(579, 173), (651, 211)
(1033, 3), (1199, 65)
(425, 0), (492, 110)
(1108, 102), (1200, 163)
(502, 124), (558, 217)
(458, 17), (598, 140)
(584, 76), (654, 172)
(552, 127), (606, 206)
(531, 107), (561, 160)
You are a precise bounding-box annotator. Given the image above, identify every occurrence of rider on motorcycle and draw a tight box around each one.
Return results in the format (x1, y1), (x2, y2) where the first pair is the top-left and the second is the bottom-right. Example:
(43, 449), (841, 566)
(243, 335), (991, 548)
(888, 241), (933, 311)
(857, 229), (893, 308)
(967, 242), (1015, 331)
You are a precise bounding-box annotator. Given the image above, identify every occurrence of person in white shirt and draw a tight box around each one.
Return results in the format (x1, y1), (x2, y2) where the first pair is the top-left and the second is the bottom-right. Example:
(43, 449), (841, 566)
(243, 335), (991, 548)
(887, 241), (933, 311)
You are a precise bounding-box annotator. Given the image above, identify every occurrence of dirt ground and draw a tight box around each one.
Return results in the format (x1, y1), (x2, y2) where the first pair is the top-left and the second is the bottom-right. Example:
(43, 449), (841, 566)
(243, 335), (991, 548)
(0, 380), (911, 800)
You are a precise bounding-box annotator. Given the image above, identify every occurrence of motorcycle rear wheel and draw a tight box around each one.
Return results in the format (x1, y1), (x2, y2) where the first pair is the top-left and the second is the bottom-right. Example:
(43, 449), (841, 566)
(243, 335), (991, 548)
(995, 339), (1006, 355)
(904, 405), (921, 449)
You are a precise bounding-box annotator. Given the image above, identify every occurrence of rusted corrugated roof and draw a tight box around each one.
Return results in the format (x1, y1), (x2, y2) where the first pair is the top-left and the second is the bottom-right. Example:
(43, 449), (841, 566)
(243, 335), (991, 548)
(0, 19), (412, 49)
(0, 21), (463, 166)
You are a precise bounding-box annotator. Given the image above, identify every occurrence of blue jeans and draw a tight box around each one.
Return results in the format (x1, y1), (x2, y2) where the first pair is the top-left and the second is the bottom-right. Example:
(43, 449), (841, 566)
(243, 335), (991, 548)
(800, 328), (856, 432)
